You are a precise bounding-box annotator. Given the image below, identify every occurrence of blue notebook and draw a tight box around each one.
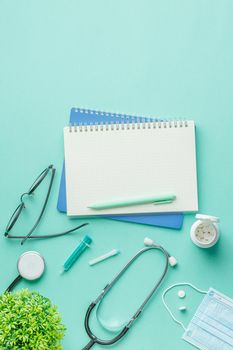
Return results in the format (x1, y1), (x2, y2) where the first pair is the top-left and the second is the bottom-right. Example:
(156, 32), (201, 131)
(57, 108), (184, 229)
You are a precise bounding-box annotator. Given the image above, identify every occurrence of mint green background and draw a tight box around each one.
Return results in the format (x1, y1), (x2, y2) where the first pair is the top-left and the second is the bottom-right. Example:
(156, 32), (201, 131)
(1, 1), (233, 349)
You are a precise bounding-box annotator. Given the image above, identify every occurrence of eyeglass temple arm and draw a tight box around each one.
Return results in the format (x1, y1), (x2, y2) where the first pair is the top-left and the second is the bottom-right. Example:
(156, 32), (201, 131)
(6, 223), (89, 239)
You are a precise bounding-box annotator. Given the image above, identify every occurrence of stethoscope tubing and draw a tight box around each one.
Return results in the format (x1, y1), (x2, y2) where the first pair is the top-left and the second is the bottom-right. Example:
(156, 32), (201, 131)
(5, 275), (22, 293)
(82, 244), (171, 349)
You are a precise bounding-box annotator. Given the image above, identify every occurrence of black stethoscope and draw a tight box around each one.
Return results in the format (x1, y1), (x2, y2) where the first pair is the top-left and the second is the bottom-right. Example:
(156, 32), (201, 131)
(82, 237), (177, 350)
(5, 251), (45, 293)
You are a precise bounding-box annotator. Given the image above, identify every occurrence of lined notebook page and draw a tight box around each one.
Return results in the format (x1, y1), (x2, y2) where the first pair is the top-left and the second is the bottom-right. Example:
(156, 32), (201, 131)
(64, 121), (198, 216)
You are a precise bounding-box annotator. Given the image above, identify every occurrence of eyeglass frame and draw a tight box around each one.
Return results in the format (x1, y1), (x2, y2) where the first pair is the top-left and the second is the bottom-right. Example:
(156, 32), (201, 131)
(5, 164), (88, 245)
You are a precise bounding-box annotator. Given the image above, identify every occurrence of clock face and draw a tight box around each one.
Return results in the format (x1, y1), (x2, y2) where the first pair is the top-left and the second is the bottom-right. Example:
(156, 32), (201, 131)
(195, 223), (216, 244)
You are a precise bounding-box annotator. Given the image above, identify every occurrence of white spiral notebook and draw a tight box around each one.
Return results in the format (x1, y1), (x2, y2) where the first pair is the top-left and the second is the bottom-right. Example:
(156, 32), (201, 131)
(64, 110), (198, 217)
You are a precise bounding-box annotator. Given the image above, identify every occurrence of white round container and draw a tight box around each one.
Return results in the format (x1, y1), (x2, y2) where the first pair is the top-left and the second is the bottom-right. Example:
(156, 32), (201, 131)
(190, 214), (220, 248)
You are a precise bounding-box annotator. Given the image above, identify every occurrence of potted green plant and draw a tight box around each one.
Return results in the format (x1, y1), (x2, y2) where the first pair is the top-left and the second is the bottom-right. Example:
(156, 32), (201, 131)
(0, 289), (66, 349)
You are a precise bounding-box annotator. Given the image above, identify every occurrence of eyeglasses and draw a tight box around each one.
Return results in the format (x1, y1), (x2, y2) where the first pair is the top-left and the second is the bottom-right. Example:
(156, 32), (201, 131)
(5, 165), (88, 245)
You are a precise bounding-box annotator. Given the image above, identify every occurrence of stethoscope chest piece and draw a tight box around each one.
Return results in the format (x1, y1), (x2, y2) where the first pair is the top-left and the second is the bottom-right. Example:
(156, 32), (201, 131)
(17, 251), (45, 280)
(5, 251), (46, 293)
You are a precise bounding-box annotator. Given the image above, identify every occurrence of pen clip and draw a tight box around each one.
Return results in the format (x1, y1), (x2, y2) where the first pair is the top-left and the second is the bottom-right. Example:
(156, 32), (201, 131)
(153, 199), (174, 205)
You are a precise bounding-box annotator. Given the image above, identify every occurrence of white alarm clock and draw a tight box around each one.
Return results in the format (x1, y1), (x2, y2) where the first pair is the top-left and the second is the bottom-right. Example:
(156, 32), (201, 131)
(190, 214), (220, 248)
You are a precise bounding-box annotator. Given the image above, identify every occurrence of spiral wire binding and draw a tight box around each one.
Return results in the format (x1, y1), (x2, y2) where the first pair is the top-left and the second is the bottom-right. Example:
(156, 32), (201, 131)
(69, 108), (188, 132)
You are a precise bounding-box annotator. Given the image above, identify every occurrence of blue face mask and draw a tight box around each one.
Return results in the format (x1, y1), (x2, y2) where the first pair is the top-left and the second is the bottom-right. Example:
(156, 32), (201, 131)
(162, 283), (233, 350)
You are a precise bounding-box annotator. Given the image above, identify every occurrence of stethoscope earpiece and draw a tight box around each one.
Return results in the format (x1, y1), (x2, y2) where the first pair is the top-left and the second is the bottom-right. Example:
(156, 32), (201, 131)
(168, 256), (177, 267)
(144, 237), (154, 246)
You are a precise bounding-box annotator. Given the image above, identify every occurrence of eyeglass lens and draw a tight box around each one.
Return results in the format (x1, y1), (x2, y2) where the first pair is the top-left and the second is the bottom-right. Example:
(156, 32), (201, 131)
(5, 203), (25, 233)
(28, 165), (53, 195)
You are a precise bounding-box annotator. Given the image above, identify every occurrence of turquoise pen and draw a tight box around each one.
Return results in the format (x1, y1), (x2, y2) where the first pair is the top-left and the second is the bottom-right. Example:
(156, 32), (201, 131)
(88, 194), (176, 210)
(61, 235), (92, 273)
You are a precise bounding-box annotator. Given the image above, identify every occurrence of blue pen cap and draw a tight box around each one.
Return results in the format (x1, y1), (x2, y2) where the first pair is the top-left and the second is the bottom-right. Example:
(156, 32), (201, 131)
(83, 235), (92, 246)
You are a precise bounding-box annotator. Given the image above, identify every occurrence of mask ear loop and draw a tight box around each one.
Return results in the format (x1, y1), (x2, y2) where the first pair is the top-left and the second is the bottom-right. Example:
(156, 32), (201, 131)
(162, 282), (208, 331)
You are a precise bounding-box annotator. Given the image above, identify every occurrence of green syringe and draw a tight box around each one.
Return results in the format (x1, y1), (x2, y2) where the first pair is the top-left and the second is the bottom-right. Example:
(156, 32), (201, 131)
(61, 235), (92, 273)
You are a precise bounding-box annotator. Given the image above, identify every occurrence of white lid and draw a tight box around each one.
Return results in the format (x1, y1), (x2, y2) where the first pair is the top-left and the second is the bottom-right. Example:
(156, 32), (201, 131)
(17, 251), (45, 280)
(195, 214), (219, 223)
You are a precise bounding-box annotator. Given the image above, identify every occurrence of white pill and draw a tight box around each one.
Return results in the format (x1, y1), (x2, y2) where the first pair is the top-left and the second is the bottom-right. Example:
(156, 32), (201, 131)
(178, 290), (186, 298)
(179, 306), (187, 312)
